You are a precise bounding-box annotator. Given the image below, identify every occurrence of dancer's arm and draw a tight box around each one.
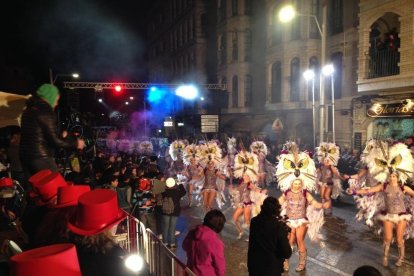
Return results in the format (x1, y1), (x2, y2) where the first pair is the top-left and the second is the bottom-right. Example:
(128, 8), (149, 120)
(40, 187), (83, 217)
(403, 185), (414, 197)
(306, 193), (331, 209)
(348, 183), (383, 195)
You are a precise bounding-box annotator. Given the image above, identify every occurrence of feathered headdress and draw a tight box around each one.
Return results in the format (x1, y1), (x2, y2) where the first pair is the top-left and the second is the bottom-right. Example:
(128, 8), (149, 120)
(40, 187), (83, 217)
(183, 144), (201, 165)
(227, 137), (237, 155)
(250, 141), (268, 156)
(366, 142), (414, 184)
(233, 150), (259, 181)
(169, 140), (187, 161)
(360, 139), (387, 165)
(139, 140), (154, 155)
(276, 151), (317, 192)
(316, 142), (340, 166)
(198, 141), (222, 168)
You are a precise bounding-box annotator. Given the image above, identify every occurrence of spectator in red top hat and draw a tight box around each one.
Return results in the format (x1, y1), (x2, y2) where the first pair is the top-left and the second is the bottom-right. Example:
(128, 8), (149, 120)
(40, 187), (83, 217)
(10, 243), (81, 276)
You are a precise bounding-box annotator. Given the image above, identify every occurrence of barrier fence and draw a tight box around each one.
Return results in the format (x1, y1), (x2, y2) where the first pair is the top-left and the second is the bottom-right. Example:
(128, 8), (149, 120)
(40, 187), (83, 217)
(116, 213), (195, 276)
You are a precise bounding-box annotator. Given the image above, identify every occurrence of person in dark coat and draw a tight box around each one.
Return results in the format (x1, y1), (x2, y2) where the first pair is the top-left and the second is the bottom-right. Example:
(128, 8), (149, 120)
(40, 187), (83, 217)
(160, 177), (186, 248)
(19, 84), (85, 176)
(247, 196), (292, 276)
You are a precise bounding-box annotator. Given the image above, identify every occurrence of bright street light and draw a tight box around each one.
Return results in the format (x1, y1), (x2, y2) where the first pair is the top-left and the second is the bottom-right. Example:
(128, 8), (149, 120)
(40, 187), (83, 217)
(279, 3), (328, 144)
(322, 64), (334, 76)
(50, 68), (80, 84)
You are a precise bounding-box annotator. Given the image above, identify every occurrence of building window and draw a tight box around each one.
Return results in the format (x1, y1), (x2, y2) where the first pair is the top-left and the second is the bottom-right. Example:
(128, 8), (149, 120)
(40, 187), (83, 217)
(310, 0), (320, 38)
(329, 0), (343, 35)
(201, 13), (207, 35)
(232, 0), (238, 16)
(245, 0), (252, 15)
(290, 58), (300, 102)
(327, 52), (342, 100)
(245, 75), (252, 107)
(232, 32), (238, 61)
(218, 0), (226, 22)
(232, 75), (238, 108)
(271, 62), (282, 103)
(290, 1), (300, 40)
(218, 34), (227, 65)
(308, 56), (320, 101)
(272, 7), (282, 45)
(244, 29), (251, 61)
(368, 14), (400, 78)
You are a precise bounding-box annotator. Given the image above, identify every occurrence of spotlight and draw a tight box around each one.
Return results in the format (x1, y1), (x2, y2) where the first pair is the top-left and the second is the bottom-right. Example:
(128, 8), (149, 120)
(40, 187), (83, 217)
(130, 96), (134, 100)
(124, 254), (144, 272)
(98, 98), (103, 103)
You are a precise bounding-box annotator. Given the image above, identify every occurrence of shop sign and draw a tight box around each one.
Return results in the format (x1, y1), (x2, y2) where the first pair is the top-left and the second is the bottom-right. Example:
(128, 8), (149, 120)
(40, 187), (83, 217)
(367, 101), (414, 117)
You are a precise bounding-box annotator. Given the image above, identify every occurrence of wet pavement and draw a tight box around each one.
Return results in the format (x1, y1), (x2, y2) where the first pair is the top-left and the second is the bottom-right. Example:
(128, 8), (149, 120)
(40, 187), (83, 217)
(173, 186), (414, 276)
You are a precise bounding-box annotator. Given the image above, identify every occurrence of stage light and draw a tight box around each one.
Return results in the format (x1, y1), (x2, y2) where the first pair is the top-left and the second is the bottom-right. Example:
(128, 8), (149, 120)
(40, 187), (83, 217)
(98, 98), (103, 103)
(129, 96), (134, 100)
(114, 85), (122, 93)
(175, 85), (198, 100)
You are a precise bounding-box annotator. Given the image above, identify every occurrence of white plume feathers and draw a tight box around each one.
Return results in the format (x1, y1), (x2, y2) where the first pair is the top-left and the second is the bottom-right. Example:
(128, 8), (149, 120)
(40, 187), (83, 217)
(316, 142), (340, 166)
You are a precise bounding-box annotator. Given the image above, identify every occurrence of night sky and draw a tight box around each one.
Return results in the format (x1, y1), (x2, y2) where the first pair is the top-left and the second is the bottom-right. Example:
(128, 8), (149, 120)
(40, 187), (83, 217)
(0, 0), (150, 93)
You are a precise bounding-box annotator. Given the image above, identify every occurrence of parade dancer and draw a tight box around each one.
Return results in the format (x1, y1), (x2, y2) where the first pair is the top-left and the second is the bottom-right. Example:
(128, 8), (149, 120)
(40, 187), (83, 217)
(316, 142), (346, 214)
(276, 147), (329, 272)
(168, 140), (187, 178)
(183, 144), (204, 207)
(347, 142), (414, 267)
(250, 141), (269, 188)
(202, 160), (226, 213)
(230, 150), (261, 240)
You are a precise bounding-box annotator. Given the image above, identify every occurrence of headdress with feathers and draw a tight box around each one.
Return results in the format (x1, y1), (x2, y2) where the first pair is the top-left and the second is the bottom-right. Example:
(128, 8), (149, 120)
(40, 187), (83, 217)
(183, 144), (201, 165)
(233, 150), (259, 181)
(139, 140), (154, 155)
(169, 140), (187, 161)
(250, 141), (268, 156)
(198, 141), (222, 168)
(276, 150), (317, 192)
(366, 142), (414, 184)
(316, 142), (340, 166)
(227, 137), (237, 155)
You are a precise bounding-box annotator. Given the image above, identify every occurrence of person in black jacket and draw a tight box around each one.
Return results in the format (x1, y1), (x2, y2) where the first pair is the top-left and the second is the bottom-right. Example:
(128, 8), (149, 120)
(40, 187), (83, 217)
(19, 84), (85, 175)
(160, 177), (186, 248)
(248, 196), (292, 276)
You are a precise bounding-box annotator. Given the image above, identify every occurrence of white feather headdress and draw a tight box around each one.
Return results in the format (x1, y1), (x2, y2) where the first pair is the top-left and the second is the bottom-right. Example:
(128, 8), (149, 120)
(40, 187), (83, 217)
(183, 144), (201, 165)
(169, 140), (187, 161)
(250, 141), (268, 156)
(366, 142), (414, 184)
(276, 151), (317, 192)
(233, 150), (259, 181)
(316, 142), (340, 166)
(198, 141), (222, 168)
(227, 137), (237, 154)
(139, 140), (154, 155)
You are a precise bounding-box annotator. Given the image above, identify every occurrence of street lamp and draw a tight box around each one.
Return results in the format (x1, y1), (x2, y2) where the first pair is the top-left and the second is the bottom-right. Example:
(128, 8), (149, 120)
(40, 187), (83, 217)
(322, 64), (335, 143)
(303, 69), (316, 149)
(279, 3), (328, 144)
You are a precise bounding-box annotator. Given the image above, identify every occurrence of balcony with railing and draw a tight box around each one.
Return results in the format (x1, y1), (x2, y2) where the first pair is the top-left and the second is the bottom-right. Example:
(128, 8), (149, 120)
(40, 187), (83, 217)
(368, 48), (399, 79)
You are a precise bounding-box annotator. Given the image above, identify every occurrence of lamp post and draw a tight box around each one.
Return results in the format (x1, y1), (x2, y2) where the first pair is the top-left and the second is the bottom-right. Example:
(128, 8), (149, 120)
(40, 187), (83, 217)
(279, 3), (328, 143)
(322, 64), (335, 143)
(303, 69), (316, 149)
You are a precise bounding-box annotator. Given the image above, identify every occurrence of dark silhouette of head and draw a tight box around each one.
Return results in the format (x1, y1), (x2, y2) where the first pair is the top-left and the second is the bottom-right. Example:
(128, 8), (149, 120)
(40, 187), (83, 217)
(203, 209), (226, 233)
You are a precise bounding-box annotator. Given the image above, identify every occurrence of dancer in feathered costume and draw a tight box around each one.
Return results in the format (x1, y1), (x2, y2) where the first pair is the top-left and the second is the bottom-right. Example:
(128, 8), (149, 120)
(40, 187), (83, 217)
(139, 140), (154, 156)
(250, 141), (274, 188)
(276, 147), (330, 272)
(183, 144), (204, 207)
(229, 150), (267, 240)
(223, 137), (237, 184)
(198, 141), (226, 212)
(348, 142), (414, 267)
(168, 140), (187, 177)
(315, 142), (346, 214)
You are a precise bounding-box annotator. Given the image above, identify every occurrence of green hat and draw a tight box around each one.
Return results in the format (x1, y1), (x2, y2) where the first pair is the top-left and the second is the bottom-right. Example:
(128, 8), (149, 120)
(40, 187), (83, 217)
(36, 84), (60, 107)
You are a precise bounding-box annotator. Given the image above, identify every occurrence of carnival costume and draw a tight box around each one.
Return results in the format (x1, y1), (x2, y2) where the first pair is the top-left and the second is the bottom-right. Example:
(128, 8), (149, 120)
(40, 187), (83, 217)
(350, 141), (414, 267)
(315, 142), (343, 200)
(183, 144), (204, 207)
(168, 140), (187, 177)
(139, 140), (154, 156)
(276, 147), (326, 272)
(250, 141), (276, 188)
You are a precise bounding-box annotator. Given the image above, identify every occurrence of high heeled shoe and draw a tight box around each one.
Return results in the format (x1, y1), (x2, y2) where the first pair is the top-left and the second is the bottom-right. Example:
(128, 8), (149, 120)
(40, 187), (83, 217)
(237, 232), (243, 240)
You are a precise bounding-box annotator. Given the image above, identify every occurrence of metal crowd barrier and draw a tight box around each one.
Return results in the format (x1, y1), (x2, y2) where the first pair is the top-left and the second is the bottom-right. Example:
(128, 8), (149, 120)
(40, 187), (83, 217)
(115, 213), (195, 276)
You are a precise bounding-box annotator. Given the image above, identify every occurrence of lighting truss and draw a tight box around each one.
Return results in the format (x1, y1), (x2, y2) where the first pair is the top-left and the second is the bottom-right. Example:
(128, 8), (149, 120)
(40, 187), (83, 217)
(63, 82), (227, 91)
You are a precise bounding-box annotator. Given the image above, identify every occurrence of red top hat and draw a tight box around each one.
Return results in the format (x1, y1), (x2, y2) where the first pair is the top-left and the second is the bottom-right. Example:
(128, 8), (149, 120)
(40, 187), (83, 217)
(0, 177), (13, 188)
(31, 172), (68, 204)
(68, 189), (127, 236)
(28, 169), (53, 186)
(139, 178), (151, 191)
(54, 185), (91, 208)
(10, 243), (81, 276)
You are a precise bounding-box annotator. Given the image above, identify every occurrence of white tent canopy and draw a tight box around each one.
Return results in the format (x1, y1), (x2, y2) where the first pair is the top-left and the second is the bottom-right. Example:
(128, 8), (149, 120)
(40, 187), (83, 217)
(0, 91), (31, 128)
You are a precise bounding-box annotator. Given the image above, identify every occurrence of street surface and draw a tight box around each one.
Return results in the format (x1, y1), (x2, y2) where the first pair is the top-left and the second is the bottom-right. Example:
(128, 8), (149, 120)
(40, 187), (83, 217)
(173, 186), (414, 276)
